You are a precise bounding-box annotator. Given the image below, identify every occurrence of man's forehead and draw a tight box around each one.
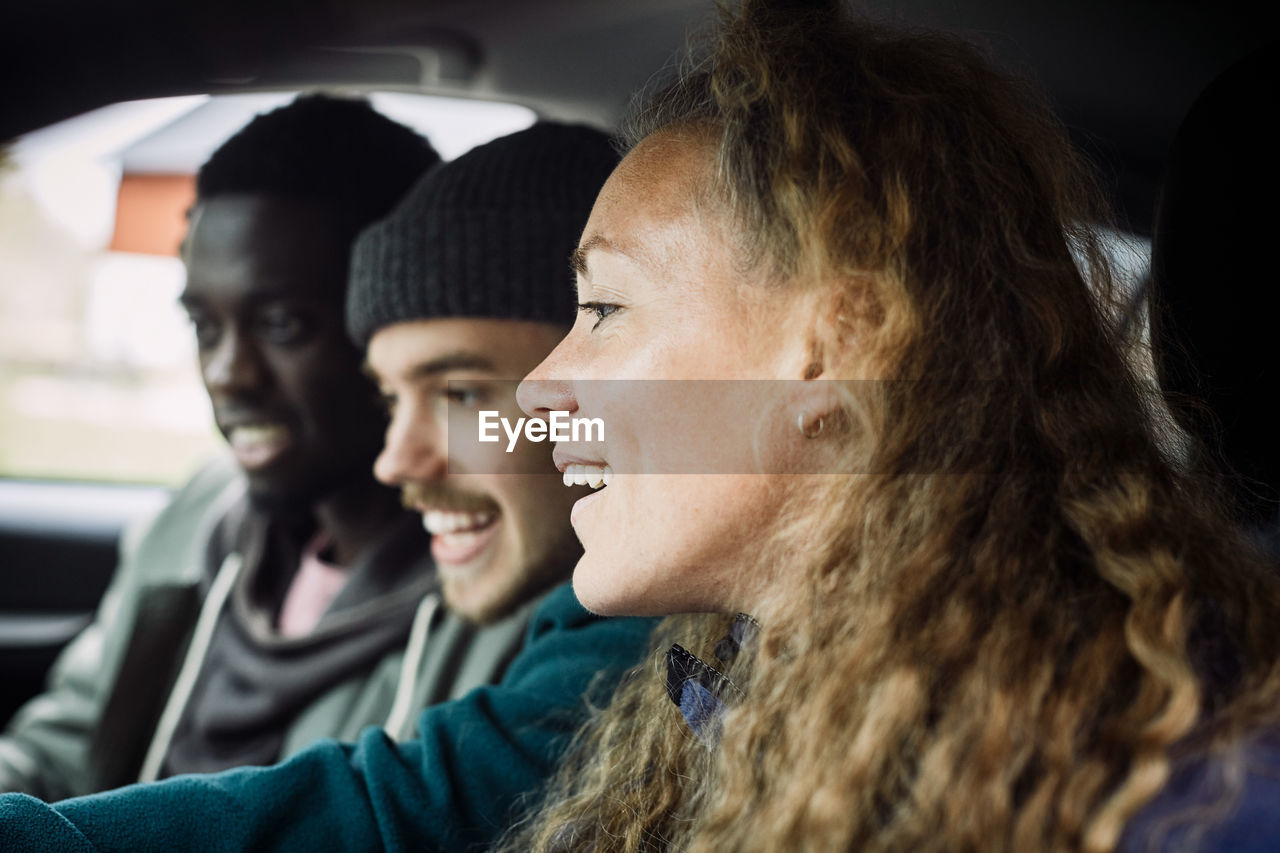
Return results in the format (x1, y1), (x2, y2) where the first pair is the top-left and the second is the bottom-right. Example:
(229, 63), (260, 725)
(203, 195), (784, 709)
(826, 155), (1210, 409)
(182, 194), (351, 298)
(366, 317), (562, 379)
(185, 194), (351, 256)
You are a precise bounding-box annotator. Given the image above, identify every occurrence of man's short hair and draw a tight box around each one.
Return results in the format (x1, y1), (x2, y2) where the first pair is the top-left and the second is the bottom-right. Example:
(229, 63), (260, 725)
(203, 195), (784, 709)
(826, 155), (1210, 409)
(195, 94), (440, 231)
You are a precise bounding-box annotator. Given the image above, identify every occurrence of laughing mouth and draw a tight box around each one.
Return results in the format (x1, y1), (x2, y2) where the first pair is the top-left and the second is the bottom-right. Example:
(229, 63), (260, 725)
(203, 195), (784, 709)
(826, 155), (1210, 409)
(561, 463), (613, 489)
(418, 507), (501, 568)
(226, 423), (292, 470)
(421, 508), (498, 536)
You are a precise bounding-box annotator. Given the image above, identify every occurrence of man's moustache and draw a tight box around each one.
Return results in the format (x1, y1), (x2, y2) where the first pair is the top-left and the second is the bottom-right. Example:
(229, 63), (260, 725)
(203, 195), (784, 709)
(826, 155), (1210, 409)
(400, 482), (498, 515)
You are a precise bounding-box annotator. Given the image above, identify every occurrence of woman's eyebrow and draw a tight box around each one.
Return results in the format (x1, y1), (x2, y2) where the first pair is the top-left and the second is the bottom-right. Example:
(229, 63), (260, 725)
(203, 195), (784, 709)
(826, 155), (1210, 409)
(570, 236), (603, 276)
(571, 233), (656, 277)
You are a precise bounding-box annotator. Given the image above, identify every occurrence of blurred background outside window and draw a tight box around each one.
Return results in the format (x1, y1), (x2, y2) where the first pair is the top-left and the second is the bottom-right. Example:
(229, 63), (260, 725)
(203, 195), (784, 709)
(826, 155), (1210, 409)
(0, 92), (534, 486)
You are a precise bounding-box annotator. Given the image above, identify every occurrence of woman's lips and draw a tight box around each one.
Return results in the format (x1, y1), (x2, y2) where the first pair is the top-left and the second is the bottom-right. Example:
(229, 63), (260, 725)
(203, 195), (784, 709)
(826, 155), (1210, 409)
(556, 456), (612, 526)
(569, 485), (606, 528)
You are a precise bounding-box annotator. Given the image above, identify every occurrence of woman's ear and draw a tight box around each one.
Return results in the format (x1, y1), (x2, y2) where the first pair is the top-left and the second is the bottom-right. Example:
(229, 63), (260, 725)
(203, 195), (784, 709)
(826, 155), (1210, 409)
(801, 275), (888, 385)
(795, 305), (840, 437)
(790, 282), (876, 439)
(793, 373), (839, 436)
(797, 284), (858, 381)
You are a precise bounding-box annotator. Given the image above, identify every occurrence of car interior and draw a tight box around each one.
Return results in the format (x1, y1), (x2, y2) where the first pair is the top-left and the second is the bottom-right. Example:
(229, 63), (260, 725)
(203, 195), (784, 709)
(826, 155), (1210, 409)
(0, 0), (1272, 728)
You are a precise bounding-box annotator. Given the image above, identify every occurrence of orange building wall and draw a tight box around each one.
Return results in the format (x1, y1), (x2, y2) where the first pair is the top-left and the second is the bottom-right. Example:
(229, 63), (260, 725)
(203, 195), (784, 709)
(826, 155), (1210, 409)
(109, 173), (196, 256)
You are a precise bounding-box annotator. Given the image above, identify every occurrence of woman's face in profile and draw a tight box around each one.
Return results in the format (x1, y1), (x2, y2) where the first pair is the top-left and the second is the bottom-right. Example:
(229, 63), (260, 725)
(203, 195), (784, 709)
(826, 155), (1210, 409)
(518, 130), (822, 618)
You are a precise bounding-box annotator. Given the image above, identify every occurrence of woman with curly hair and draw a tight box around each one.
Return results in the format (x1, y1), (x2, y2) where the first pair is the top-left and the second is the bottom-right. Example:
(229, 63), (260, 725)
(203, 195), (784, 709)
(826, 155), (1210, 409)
(510, 2), (1280, 850)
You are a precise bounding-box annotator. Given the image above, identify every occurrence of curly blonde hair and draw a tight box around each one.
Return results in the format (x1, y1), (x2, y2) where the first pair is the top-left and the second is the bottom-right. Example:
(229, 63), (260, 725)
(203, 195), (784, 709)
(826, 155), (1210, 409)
(500, 2), (1280, 850)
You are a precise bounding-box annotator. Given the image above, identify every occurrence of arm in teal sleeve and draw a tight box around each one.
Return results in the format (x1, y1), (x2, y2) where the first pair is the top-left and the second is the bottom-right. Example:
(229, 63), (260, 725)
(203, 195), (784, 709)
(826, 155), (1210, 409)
(0, 584), (655, 853)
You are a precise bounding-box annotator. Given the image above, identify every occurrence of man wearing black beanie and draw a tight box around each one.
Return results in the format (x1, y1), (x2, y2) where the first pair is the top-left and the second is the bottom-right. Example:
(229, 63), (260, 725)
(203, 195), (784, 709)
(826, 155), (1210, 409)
(352, 122), (617, 625)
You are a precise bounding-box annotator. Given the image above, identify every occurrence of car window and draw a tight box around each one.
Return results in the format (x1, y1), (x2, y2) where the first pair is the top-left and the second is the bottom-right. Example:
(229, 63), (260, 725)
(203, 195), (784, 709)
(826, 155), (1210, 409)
(0, 92), (535, 486)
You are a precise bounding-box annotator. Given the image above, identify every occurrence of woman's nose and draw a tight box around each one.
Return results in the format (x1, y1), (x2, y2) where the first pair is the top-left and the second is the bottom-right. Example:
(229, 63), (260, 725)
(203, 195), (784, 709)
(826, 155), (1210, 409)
(517, 344), (579, 417)
(516, 377), (578, 419)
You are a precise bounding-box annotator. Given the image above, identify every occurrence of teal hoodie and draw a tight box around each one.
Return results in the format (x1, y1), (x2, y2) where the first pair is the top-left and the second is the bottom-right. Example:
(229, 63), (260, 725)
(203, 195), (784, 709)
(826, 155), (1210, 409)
(0, 582), (653, 852)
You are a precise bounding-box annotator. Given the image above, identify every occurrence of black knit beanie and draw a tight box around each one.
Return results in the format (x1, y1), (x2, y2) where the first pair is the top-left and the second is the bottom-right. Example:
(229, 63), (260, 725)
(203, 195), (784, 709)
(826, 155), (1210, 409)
(346, 122), (619, 347)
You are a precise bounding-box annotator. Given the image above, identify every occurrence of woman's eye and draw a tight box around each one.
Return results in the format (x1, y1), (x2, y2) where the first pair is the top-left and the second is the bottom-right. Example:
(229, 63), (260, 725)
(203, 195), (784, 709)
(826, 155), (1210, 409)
(378, 390), (398, 415)
(578, 301), (621, 330)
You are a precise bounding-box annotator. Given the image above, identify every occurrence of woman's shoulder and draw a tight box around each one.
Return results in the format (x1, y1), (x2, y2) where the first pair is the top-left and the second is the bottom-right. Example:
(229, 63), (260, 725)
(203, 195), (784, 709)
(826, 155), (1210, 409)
(1121, 727), (1280, 852)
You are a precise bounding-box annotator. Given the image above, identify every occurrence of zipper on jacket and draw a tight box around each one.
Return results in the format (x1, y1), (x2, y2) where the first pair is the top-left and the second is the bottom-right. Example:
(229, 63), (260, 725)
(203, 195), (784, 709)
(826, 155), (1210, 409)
(384, 592), (440, 739)
(136, 551), (244, 782)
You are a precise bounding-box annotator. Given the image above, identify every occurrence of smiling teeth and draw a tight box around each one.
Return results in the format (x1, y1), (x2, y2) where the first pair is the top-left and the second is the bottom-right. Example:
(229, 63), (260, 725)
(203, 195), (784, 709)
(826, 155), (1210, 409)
(229, 424), (288, 447)
(422, 510), (495, 536)
(562, 464), (612, 490)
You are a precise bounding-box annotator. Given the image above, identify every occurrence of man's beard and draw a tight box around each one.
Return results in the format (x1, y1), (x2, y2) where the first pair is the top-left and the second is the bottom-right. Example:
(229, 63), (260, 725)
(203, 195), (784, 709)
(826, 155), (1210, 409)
(440, 533), (581, 626)
(400, 481), (579, 624)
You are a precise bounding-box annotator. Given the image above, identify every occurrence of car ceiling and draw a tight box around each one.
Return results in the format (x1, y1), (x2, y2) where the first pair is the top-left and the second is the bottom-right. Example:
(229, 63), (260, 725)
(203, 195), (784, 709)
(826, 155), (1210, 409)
(0, 0), (1271, 235)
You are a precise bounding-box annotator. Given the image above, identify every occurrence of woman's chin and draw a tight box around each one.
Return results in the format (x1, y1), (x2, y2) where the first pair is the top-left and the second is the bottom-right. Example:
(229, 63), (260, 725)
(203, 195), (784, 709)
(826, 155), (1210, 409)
(571, 559), (668, 617)
(570, 564), (630, 616)
(572, 563), (713, 619)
